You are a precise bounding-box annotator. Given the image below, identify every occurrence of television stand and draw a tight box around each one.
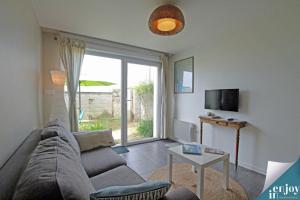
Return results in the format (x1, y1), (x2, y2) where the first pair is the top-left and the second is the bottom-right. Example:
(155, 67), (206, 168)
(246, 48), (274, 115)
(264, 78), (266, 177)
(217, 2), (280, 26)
(198, 116), (247, 170)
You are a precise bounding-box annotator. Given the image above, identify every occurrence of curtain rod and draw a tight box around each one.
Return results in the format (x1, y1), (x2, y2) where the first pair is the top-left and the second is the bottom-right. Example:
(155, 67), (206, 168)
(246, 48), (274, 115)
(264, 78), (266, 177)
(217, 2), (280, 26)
(41, 27), (171, 57)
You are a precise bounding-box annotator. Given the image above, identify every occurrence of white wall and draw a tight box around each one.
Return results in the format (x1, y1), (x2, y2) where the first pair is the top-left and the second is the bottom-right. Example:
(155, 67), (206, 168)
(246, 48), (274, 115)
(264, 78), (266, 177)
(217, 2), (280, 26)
(169, 3), (300, 174)
(0, 0), (42, 167)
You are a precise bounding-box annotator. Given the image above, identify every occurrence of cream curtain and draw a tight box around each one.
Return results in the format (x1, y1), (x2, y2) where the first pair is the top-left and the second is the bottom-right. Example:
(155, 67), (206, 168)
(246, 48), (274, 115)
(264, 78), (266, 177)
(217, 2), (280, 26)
(59, 37), (85, 132)
(160, 54), (169, 139)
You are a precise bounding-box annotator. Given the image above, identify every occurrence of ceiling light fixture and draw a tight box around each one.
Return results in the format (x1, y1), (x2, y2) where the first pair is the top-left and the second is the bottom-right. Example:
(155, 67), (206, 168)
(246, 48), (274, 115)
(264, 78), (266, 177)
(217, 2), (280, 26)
(148, 4), (185, 36)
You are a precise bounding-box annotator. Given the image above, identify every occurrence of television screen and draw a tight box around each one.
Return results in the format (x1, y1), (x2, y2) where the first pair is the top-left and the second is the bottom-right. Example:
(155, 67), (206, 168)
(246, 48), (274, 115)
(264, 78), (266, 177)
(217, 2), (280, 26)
(205, 89), (239, 112)
(205, 90), (221, 110)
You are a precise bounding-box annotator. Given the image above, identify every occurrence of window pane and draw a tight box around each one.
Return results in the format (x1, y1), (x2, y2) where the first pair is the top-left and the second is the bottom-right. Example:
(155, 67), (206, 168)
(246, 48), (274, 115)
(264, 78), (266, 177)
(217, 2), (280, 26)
(127, 63), (158, 142)
(77, 54), (122, 144)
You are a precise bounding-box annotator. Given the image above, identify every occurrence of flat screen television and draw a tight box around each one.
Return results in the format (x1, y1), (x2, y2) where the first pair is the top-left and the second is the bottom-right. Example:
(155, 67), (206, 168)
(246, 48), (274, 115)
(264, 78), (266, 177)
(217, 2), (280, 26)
(205, 89), (239, 112)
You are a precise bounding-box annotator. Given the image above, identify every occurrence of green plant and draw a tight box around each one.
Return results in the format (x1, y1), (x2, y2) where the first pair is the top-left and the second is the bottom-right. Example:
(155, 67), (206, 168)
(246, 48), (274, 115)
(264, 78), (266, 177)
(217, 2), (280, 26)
(136, 120), (153, 137)
(134, 82), (153, 96)
(79, 118), (121, 131)
(99, 110), (112, 118)
(79, 120), (106, 131)
(134, 83), (154, 120)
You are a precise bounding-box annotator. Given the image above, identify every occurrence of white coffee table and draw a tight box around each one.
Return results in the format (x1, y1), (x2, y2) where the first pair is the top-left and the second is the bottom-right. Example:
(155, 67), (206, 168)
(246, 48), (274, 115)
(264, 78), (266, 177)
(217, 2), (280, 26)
(168, 145), (230, 199)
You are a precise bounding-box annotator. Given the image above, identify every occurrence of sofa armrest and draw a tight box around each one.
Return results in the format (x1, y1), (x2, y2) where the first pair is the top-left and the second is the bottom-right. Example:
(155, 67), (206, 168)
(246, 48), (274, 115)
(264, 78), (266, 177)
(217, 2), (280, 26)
(161, 187), (200, 200)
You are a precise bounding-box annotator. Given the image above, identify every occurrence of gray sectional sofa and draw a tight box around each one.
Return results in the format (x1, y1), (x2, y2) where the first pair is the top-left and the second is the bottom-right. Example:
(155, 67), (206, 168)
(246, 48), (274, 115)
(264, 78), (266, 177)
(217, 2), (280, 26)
(0, 126), (199, 200)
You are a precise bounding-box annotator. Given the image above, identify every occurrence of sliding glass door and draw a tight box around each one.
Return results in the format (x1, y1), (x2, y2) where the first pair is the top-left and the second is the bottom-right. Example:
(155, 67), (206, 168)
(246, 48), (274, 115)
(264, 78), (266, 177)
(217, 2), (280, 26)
(76, 53), (161, 145)
(126, 62), (159, 143)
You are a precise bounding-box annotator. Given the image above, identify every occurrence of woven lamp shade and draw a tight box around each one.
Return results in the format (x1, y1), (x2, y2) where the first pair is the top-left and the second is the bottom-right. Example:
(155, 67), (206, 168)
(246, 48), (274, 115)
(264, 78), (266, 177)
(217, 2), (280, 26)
(148, 4), (185, 35)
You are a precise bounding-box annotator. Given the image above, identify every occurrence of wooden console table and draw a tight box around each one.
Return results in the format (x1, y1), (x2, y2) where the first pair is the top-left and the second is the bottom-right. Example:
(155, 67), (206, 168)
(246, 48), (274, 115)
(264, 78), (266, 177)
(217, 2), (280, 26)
(199, 116), (247, 169)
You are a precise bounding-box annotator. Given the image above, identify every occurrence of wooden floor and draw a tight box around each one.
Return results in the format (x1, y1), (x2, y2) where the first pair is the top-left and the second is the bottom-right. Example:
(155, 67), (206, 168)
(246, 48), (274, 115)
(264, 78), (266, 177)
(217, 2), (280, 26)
(120, 139), (265, 200)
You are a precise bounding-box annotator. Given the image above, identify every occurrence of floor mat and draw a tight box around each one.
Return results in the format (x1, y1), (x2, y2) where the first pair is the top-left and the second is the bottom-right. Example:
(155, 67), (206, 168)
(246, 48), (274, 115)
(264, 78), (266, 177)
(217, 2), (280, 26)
(112, 146), (129, 154)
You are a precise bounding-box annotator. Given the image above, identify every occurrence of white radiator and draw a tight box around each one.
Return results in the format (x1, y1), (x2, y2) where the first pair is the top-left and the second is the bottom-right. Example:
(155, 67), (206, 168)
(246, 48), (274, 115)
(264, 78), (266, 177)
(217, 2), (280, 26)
(173, 119), (197, 143)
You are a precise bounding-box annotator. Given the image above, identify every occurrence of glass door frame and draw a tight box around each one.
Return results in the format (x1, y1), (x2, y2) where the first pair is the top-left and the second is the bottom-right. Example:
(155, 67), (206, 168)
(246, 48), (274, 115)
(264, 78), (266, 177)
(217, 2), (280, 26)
(124, 57), (162, 146)
(85, 50), (162, 146)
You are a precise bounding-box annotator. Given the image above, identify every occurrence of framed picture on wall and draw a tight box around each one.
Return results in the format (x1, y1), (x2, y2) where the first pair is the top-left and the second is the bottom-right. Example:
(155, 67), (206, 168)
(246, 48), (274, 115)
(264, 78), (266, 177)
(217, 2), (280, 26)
(174, 57), (194, 93)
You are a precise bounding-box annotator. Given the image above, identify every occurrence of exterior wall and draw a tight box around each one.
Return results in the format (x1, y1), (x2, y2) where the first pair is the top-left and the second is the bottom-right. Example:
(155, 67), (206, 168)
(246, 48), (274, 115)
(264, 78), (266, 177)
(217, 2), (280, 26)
(79, 92), (113, 120)
(112, 89), (121, 119)
(72, 88), (152, 122)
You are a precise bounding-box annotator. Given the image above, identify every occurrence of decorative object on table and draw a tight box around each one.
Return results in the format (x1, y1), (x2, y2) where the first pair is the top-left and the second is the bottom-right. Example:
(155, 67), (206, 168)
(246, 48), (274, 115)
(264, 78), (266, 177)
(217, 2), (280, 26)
(148, 4), (185, 36)
(207, 112), (215, 117)
(205, 147), (225, 155)
(174, 57), (194, 93)
(112, 146), (129, 154)
(211, 116), (221, 119)
(182, 144), (202, 155)
(149, 163), (248, 200)
(90, 181), (171, 200)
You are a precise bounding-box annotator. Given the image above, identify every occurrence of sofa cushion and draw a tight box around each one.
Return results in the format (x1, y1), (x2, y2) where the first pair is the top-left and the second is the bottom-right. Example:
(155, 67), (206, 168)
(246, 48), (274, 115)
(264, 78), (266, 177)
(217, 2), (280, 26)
(74, 130), (115, 152)
(81, 147), (126, 177)
(13, 137), (95, 200)
(91, 165), (145, 190)
(42, 124), (80, 157)
(90, 181), (171, 200)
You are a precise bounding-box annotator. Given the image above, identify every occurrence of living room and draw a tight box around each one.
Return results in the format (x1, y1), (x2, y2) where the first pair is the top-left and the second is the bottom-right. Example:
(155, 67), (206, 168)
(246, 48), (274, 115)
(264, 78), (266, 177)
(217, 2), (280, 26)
(0, 0), (299, 200)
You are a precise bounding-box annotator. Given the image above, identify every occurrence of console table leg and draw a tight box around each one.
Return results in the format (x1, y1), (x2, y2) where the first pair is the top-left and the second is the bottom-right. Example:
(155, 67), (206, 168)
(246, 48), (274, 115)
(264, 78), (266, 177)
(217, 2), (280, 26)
(168, 154), (173, 183)
(200, 122), (203, 144)
(235, 129), (240, 170)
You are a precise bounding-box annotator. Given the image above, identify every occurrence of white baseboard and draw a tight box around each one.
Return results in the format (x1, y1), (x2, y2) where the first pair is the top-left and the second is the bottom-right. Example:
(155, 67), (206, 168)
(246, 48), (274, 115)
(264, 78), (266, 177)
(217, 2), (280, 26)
(171, 137), (186, 144)
(238, 160), (266, 175)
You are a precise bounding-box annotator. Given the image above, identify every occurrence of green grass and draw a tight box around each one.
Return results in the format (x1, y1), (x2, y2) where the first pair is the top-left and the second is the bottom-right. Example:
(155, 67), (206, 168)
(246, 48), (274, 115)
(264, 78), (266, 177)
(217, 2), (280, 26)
(79, 118), (154, 140)
(136, 120), (153, 138)
(79, 118), (120, 131)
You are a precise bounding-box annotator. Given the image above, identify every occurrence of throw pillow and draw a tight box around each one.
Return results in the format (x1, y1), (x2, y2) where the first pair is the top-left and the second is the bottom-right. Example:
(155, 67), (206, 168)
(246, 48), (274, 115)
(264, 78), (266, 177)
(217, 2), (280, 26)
(74, 129), (115, 152)
(90, 181), (171, 200)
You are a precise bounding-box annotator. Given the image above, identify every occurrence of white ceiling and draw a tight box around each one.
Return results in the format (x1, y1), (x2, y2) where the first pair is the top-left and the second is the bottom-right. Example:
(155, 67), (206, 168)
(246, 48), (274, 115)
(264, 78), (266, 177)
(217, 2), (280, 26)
(31, 0), (297, 54)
